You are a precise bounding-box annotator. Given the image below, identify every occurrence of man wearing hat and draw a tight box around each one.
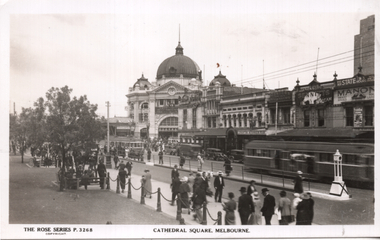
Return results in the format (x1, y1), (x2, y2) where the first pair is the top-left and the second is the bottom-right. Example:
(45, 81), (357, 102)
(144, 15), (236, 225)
(97, 160), (107, 189)
(293, 171), (304, 194)
(171, 165), (180, 181)
(261, 188), (276, 225)
(213, 171), (225, 202)
(238, 187), (255, 225)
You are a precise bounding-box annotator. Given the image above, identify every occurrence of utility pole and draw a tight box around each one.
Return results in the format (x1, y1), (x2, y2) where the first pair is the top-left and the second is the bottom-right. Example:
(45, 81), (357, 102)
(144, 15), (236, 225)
(106, 101), (110, 153)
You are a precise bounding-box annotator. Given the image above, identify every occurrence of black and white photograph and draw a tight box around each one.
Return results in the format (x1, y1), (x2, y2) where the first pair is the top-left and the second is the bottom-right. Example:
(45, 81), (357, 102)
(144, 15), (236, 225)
(1, 0), (379, 239)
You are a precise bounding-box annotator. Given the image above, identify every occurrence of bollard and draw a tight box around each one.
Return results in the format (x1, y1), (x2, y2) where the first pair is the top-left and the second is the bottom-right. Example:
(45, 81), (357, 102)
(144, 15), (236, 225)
(179, 218), (185, 225)
(76, 178), (80, 190)
(176, 193), (182, 221)
(140, 182), (145, 204)
(217, 211), (222, 225)
(202, 202), (207, 225)
(116, 175), (120, 194)
(107, 172), (110, 190)
(127, 177), (132, 199)
(157, 188), (162, 212)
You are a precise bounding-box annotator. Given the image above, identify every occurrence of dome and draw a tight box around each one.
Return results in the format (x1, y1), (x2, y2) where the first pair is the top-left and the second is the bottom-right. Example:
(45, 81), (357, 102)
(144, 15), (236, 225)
(209, 71), (231, 86)
(133, 74), (151, 89)
(156, 42), (201, 80)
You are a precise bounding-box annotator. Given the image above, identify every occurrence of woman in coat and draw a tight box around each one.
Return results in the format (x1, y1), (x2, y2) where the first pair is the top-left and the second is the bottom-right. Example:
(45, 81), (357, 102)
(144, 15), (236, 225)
(278, 190), (292, 225)
(143, 169), (152, 198)
(223, 157), (232, 176)
(222, 192), (236, 225)
(296, 193), (314, 225)
(179, 177), (191, 210)
(252, 191), (262, 225)
(118, 167), (127, 193)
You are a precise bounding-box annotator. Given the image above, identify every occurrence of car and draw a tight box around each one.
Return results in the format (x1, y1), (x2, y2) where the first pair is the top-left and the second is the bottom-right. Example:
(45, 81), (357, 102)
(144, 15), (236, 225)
(128, 147), (144, 159)
(177, 144), (202, 159)
(230, 149), (245, 163)
(164, 144), (178, 155)
(205, 148), (223, 160)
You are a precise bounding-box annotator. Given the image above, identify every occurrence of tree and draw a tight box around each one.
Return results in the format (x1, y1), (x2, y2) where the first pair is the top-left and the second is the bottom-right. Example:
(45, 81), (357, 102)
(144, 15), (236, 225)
(43, 86), (105, 190)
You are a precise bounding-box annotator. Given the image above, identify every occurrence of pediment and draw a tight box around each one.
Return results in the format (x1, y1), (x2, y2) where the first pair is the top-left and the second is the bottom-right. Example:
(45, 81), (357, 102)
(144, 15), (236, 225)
(150, 81), (189, 95)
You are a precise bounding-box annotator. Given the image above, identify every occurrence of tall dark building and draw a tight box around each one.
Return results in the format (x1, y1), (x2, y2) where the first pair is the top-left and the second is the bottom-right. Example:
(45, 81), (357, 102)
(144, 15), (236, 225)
(354, 15), (375, 75)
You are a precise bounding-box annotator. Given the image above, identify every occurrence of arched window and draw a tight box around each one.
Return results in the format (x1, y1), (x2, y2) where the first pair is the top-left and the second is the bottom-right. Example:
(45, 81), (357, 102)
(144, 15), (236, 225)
(160, 117), (178, 126)
(141, 102), (148, 109)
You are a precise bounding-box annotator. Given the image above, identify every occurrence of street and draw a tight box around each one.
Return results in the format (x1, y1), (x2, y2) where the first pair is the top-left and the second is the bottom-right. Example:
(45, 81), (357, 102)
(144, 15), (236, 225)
(8, 154), (178, 225)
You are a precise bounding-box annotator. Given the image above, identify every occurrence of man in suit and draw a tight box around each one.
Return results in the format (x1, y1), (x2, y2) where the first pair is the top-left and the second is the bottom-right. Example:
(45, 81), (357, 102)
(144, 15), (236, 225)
(238, 187), (255, 225)
(213, 171), (225, 202)
(97, 160), (107, 189)
(261, 188), (276, 225)
(171, 165), (180, 180)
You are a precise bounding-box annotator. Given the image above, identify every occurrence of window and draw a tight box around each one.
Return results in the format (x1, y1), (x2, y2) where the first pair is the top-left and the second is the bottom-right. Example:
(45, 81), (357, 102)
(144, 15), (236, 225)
(238, 115), (242, 127)
(183, 109), (187, 127)
(283, 107), (290, 124)
(160, 117), (178, 126)
(228, 116), (232, 127)
(346, 107), (353, 126)
(343, 154), (358, 165)
(141, 102), (148, 109)
(270, 109), (276, 124)
(175, 99), (178, 105)
(208, 117), (212, 128)
(223, 115), (227, 127)
(364, 106), (373, 126)
(233, 116), (237, 127)
(319, 153), (333, 162)
(212, 117), (216, 128)
(304, 110), (310, 127)
(243, 115), (247, 127)
(160, 99), (164, 106)
(192, 108), (197, 128)
(318, 109), (324, 126)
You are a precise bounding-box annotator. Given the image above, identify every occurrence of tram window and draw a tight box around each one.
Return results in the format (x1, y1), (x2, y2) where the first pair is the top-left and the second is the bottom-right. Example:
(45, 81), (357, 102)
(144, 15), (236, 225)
(319, 153), (333, 162)
(343, 154), (358, 165)
(281, 151), (290, 159)
(247, 149), (254, 156)
(253, 149), (262, 156)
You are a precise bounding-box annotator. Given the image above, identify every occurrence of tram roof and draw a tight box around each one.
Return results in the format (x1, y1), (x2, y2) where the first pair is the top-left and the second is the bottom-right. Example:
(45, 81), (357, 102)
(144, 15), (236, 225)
(245, 140), (374, 155)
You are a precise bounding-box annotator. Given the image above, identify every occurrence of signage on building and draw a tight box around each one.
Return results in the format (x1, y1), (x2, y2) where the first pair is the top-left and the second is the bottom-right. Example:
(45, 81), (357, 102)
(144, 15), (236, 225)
(237, 129), (266, 135)
(337, 75), (374, 86)
(117, 126), (131, 129)
(155, 107), (178, 114)
(354, 106), (363, 127)
(334, 86), (374, 104)
(179, 90), (202, 108)
(268, 91), (292, 102)
(295, 89), (332, 106)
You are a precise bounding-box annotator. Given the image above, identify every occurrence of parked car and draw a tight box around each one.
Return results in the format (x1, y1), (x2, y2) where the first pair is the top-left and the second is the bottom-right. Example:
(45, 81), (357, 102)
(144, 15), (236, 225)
(164, 144), (178, 155)
(205, 148), (223, 160)
(177, 144), (202, 159)
(128, 147), (144, 159)
(230, 149), (245, 163)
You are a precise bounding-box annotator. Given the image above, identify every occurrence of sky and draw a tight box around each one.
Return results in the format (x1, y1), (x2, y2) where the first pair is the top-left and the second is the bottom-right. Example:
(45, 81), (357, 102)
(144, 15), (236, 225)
(3, 0), (379, 118)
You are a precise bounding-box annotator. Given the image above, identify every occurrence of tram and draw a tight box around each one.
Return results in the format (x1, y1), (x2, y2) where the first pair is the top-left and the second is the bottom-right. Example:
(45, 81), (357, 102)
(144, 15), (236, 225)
(244, 140), (374, 188)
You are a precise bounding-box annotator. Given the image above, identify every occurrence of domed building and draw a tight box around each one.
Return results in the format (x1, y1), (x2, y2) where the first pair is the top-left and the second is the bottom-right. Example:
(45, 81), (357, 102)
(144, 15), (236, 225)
(126, 41), (204, 140)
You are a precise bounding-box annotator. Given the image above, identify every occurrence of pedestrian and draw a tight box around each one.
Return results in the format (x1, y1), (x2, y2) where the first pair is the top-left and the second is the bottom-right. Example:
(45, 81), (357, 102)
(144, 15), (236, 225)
(192, 172), (203, 193)
(293, 170), (304, 194)
(118, 167), (127, 193)
(278, 190), (292, 225)
(179, 176), (191, 210)
(126, 161), (133, 177)
(114, 155), (119, 169)
(296, 192), (314, 225)
(260, 188), (276, 225)
(81, 170), (90, 190)
(197, 153), (204, 171)
(144, 169), (152, 198)
(222, 192), (236, 225)
(171, 165), (180, 180)
(223, 157), (232, 176)
(140, 149), (144, 162)
(213, 171), (225, 203)
(158, 151), (163, 164)
(238, 187), (255, 225)
(252, 191), (262, 225)
(97, 160), (107, 189)
(171, 176), (181, 205)
(119, 160), (125, 170)
(188, 172), (196, 192)
(179, 153), (185, 169)
(192, 183), (207, 224)
(147, 148), (151, 162)
(247, 180), (257, 197)
(307, 192), (314, 223)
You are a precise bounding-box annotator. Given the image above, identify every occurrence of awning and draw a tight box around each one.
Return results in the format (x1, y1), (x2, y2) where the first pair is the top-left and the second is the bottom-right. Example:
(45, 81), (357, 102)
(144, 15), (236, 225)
(193, 128), (227, 137)
(271, 128), (367, 138)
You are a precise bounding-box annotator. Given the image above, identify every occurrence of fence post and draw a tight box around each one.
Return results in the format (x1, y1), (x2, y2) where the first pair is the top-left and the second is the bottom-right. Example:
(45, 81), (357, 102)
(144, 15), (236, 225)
(217, 211), (222, 225)
(76, 178), (80, 190)
(140, 182), (145, 205)
(157, 188), (162, 212)
(116, 175), (120, 194)
(282, 171), (285, 188)
(107, 172), (110, 190)
(176, 193), (182, 221)
(202, 202), (207, 225)
(127, 177), (132, 199)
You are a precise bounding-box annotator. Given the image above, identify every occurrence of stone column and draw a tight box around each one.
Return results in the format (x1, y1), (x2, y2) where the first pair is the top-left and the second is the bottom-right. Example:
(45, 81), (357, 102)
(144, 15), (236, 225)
(196, 107), (203, 129)
(187, 108), (193, 129)
(178, 109), (184, 129)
